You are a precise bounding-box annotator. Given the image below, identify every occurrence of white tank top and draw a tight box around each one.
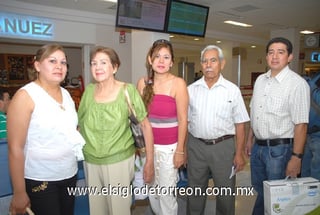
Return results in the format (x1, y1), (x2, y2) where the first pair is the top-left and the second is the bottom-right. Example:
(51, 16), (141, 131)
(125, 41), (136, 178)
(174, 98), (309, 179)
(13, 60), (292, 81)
(22, 82), (82, 181)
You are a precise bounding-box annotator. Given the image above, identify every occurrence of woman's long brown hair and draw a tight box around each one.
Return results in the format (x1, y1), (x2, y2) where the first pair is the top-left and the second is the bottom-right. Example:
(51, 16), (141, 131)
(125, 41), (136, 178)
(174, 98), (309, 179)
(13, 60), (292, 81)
(142, 39), (174, 108)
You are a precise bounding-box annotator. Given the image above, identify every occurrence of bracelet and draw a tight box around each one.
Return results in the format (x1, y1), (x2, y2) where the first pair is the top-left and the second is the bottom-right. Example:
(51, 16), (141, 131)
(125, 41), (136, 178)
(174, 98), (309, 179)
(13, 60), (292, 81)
(292, 152), (303, 159)
(175, 151), (184, 155)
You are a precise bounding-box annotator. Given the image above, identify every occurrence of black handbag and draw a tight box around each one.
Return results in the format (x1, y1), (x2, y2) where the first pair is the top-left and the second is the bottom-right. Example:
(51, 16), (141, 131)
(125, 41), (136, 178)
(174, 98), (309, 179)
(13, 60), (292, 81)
(124, 85), (146, 152)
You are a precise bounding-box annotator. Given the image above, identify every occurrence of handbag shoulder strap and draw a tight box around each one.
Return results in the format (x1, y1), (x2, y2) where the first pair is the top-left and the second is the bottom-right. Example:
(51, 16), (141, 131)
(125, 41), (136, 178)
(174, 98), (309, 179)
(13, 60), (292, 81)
(124, 84), (136, 116)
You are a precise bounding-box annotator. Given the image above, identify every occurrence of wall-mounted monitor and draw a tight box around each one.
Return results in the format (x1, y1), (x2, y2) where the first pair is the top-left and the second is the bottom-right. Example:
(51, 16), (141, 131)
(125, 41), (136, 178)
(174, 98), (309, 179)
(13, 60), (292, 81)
(115, 0), (169, 32)
(165, 0), (209, 37)
(311, 52), (320, 63)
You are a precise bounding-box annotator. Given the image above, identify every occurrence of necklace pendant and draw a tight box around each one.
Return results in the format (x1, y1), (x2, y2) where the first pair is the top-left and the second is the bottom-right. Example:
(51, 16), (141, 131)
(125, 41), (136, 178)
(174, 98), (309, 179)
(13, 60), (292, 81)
(60, 105), (65, 111)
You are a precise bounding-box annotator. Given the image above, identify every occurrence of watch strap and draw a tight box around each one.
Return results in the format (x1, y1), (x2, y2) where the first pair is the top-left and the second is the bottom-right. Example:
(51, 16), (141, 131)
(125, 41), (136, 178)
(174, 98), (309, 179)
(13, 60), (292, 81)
(292, 152), (303, 159)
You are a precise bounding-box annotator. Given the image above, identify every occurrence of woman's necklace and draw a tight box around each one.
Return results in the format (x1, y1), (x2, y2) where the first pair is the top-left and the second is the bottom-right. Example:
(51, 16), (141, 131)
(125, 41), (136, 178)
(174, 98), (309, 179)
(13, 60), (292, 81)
(59, 104), (65, 111)
(36, 81), (65, 111)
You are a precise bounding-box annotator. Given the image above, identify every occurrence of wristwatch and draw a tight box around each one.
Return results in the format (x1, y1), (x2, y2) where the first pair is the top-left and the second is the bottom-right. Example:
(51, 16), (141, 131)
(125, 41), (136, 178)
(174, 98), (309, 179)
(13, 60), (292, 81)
(292, 152), (303, 159)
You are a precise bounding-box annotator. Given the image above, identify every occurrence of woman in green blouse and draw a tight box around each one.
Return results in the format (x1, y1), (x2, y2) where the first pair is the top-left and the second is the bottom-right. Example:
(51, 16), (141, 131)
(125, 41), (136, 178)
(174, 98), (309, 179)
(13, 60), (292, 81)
(78, 46), (154, 215)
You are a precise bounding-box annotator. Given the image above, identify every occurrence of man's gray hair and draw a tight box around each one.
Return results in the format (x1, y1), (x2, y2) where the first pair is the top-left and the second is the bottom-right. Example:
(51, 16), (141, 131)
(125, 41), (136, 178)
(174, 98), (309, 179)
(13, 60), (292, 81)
(200, 45), (224, 61)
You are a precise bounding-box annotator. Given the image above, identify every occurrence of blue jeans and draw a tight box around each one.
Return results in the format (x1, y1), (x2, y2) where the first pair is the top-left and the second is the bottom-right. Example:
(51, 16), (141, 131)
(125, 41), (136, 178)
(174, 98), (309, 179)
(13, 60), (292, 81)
(250, 142), (292, 215)
(301, 134), (320, 180)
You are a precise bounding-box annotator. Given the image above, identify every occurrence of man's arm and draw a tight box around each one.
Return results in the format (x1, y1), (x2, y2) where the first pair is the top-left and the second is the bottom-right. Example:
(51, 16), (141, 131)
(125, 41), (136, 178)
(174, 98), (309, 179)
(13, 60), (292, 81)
(286, 123), (307, 177)
(245, 127), (254, 157)
(234, 122), (246, 172)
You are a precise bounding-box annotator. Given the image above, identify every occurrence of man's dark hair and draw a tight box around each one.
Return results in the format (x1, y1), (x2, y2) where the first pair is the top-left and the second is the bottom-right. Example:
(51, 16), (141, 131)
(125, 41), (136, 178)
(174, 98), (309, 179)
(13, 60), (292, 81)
(266, 37), (293, 55)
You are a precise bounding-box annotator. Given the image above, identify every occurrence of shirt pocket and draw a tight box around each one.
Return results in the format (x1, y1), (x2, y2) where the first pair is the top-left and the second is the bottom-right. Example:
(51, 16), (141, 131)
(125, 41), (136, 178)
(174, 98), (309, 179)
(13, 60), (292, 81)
(266, 96), (286, 115)
(217, 100), (233, 119)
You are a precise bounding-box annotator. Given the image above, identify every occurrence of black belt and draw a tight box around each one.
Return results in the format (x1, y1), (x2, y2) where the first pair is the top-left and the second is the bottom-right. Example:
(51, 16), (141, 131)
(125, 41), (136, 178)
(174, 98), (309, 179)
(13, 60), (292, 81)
(255, 138), (293, 146)
(198, 135), (234, 145)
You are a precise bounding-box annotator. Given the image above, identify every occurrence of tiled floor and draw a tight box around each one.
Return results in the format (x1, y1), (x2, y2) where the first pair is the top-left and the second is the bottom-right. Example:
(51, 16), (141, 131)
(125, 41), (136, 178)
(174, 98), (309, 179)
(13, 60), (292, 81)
(132, 160), (257, 215)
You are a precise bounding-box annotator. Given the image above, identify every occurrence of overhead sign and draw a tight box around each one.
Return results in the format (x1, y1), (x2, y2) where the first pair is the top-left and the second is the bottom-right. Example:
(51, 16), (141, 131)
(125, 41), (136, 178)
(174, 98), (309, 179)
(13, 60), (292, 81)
(0, 12), (54, 39)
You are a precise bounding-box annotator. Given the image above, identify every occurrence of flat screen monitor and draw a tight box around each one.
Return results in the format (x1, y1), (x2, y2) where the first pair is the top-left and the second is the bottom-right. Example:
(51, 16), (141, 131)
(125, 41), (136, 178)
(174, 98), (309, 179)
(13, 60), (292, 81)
(166, 0), (209, 37)
(311, 52), (320, 62)
(115, 0), (169, 32)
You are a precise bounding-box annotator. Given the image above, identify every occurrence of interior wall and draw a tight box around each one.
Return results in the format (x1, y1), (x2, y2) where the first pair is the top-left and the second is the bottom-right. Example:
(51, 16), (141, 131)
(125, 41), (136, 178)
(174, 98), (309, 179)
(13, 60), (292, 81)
(241, 46), (267, 86)
(94, 24), (133, 84)
(173, 42), (267, 86)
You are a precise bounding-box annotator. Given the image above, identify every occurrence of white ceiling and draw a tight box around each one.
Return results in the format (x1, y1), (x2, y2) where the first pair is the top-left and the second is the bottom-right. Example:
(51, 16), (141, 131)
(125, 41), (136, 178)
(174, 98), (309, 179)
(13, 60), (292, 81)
(8, 0), (320, 48)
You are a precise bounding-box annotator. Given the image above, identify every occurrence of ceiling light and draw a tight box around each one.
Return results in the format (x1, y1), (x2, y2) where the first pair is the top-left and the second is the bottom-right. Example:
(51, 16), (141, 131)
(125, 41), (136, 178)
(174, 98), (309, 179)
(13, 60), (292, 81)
(100, 0), (117, 3)
(300, 30), (314, 34)
(224, 20), (252, 27)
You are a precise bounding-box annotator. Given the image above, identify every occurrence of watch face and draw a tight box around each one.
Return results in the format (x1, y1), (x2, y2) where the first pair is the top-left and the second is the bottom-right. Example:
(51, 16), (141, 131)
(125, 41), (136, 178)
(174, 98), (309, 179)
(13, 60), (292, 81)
(305, 35), (319, 47)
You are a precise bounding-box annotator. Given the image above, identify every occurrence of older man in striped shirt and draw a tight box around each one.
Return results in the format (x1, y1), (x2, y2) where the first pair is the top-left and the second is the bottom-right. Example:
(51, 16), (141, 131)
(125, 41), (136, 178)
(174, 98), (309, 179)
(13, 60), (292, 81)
(187, 45), (250, 215)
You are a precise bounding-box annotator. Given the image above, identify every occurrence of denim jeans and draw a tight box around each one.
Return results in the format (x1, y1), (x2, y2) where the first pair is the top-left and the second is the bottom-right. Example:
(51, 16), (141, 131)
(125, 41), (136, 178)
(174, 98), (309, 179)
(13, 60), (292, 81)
(250, 142), (292, 215)
(301, 134), (320, 180)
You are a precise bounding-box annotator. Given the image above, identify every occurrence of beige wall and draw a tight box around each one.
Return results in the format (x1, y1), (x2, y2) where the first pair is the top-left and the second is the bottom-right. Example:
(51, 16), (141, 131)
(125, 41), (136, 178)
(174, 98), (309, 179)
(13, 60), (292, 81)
(172, 44), (267, 87)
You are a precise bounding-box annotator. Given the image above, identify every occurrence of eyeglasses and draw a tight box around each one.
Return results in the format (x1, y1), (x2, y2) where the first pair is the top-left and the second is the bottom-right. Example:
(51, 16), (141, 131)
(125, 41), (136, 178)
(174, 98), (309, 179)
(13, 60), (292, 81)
(152, 39), (172, 47)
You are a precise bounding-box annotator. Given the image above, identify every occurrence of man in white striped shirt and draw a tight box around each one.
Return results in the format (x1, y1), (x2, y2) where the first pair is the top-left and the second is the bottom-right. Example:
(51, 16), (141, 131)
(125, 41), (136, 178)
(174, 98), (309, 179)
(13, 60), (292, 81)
(187, 45), (250, 215)
(246, 37), (310, 215)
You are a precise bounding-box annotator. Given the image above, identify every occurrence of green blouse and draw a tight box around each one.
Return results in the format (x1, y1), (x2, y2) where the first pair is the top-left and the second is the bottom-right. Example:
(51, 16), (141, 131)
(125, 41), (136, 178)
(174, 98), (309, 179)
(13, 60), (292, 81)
(78, 83), (147, 164)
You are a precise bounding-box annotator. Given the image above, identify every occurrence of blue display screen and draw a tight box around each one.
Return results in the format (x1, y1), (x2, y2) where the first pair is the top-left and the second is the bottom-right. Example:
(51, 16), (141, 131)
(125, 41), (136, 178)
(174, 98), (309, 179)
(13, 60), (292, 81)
(166, 0), (209, 37)
(311, 52), (320, 62)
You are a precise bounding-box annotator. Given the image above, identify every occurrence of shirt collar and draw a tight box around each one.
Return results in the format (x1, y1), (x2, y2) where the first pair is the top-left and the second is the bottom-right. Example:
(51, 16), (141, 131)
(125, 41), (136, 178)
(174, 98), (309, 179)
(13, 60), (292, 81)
(194, 75), (227, 89)
(265, 65), (290, 83)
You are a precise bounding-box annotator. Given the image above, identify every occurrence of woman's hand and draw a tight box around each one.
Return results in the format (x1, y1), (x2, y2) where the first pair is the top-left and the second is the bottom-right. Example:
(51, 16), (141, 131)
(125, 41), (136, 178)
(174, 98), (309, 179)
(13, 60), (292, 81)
(143, 158), (154, 184)
(9, 192), (30, 215)
(173, 151), (185, 169)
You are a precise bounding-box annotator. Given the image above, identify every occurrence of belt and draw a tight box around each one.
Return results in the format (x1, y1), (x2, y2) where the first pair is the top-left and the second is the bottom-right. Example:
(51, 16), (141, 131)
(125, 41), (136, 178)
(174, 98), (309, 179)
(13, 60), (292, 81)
(255, 138), (293, 146)
(198, 135), (234, 145)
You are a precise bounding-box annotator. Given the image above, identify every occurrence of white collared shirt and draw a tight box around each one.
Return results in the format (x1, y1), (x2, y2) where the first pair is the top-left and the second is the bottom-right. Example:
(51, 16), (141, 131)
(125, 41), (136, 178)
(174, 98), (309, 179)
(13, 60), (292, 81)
(188, 75), (250, 139)
(250, 66), (310, 139)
